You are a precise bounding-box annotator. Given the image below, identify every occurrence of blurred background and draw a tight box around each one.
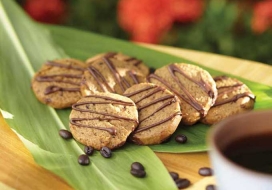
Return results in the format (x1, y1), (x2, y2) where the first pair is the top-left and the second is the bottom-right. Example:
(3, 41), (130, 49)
(16, 0), (272, 65)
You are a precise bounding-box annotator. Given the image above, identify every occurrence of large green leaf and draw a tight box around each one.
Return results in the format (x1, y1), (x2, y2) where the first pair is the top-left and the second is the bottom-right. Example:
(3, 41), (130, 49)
(0, 0), (176, 189)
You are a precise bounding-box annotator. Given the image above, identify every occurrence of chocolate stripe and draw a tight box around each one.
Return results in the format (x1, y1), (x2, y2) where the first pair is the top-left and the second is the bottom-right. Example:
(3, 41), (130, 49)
(148, 72), (205, 116)
(123, 85), (155, 97)
(134, 87), (163, 104)
(103, 57), (130, 92)
(87, 66), (114, 93)
(70, 118), (117, 135)
(46, 61), (85, 71)
(213, 92), (256, 107)
(134, 112), (182, 133)
(84, 94), (135, 105)
(44, 86), (80, 95)
(169, 64), (214, 98)
(140, 98), (180, 123)
(127, 70), (140, 84)
(138, 95), (175, 111)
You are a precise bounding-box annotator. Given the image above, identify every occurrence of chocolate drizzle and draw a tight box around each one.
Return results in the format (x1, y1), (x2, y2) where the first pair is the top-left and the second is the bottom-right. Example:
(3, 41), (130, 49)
(87, 66), (114, 93)
(70, 118), (117, 135)
(70, 95), (138, 135)
(46, 61), (85, 71)
(147, 64), (211, 117)
(213, 92), (255, 107)
(102, 57), (130, 92)
(134, 112), (182, 134)
(86, 55), (141, 94)
(36, 60), (84, 95)
(124, 85), (182, 134)
(212, 76), (256, 107)
(44, 86), (80, 95)
(138, 95), (175, 111)
(124, 57), (142, 66)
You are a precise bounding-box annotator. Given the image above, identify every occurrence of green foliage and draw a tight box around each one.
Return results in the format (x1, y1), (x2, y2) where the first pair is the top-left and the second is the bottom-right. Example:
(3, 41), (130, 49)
(65, 0), (128, 39)
(15, 0), (272, 64)
(166, 0), (272, 64)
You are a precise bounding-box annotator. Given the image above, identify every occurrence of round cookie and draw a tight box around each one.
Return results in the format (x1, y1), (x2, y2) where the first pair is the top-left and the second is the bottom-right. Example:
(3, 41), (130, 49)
(86, 52), (150, 76)
(69, 92), (138, 150)
(201, 76), (256, 125)
(81, 54), (146, 96)
(31, 59), (86, 109)
(147, 63), (217, 125)
(123, 83), (182, 145)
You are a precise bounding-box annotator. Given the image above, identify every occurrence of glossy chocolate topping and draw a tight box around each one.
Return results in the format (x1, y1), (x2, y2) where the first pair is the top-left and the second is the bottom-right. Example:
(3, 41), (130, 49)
(70, 118), (117, 135)
(86, 55), (140, 94)
(36, 74), (82, 86)
(124, 85), (181, 133)
(44, 86), (80, 95)
(134, 112), (181, 134)
(213, 77), (256, 107)
(147, 64), (208, 117)
(102, 57), (130, 92)
(36, 61), (84, 95)
(87, 66), (114, 93)
(70, 95), (138, 135)
(46, 61), (85, 71)
(213, 92), (255, 107)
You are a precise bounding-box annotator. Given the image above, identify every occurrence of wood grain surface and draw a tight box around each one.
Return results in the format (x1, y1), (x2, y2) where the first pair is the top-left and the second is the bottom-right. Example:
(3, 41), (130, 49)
(1, 44), (272, 190)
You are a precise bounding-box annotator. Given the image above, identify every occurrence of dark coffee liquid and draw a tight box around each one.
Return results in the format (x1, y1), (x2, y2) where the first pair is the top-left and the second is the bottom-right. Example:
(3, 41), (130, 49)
(223, 133), (272, 175)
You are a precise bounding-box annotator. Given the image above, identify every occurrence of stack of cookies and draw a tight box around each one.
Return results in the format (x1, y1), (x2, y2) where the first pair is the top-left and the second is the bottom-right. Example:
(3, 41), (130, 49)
(31, 52), (256, 150)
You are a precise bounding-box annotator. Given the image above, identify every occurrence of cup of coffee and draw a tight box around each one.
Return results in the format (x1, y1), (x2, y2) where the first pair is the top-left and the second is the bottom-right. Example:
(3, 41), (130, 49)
(208, 110), (272, 190)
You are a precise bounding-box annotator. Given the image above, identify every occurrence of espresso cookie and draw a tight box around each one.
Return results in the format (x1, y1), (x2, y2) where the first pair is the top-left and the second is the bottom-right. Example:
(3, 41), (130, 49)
(81, 54), (146, 96)
(69, 92), (138, 150)
(31, 59), (86, 109)
(123, 83), (182, 145)
(147, 63), (217, 125)
(201, 76), (256, 124)
(86, 52), (150, 76)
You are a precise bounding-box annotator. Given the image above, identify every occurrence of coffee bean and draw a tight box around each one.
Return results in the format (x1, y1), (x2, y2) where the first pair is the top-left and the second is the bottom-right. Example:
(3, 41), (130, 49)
(59, 129), (73, 139)
(175, 134), (187, 144)
(100, 146), (112, 158)
(84, 146), (94, 156)
(175, 178), (190, 189)
(169, 172), (179, 181)
(78, 154), (90, 166)
(198, 167), (213, 176)
(130, 169), (146, 178)
(206, 184), (216, 190)
(131, 162), (144, 171)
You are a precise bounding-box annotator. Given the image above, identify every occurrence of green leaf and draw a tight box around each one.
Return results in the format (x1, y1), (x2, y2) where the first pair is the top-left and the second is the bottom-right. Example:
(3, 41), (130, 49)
(0, 0), (176, 190)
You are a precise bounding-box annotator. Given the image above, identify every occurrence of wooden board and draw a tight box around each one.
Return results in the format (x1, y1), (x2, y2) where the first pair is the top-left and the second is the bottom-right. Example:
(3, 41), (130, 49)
(1, 44), (272, 190)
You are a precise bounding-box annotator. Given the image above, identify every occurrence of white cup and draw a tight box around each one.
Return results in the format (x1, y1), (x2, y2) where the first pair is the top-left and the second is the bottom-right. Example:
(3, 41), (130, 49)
(208, 110), (272, 190)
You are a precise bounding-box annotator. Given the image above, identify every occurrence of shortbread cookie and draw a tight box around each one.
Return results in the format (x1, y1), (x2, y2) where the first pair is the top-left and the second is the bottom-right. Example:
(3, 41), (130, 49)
(123, 83), (182, 145)
(147, 63), (217, 125)
(31, 59), (86, 109)
(201, 76), (256, 124)
(69, 92), (138, 150)
(81, 54), (146, 96)
(86, 52), (150, 76)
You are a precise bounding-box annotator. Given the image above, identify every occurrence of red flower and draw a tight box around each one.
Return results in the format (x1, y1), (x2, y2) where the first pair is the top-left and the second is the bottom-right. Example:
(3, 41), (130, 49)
(251, 0), (272, 34)
(171, 0), (204, 23)
(24, 0), (66, 24)
(117, 0), (173, 43)
(117, 0), (204, 43)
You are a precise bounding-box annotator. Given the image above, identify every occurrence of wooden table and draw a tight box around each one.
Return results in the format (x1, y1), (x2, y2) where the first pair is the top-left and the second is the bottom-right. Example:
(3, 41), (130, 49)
(1, 44), (272, 190)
